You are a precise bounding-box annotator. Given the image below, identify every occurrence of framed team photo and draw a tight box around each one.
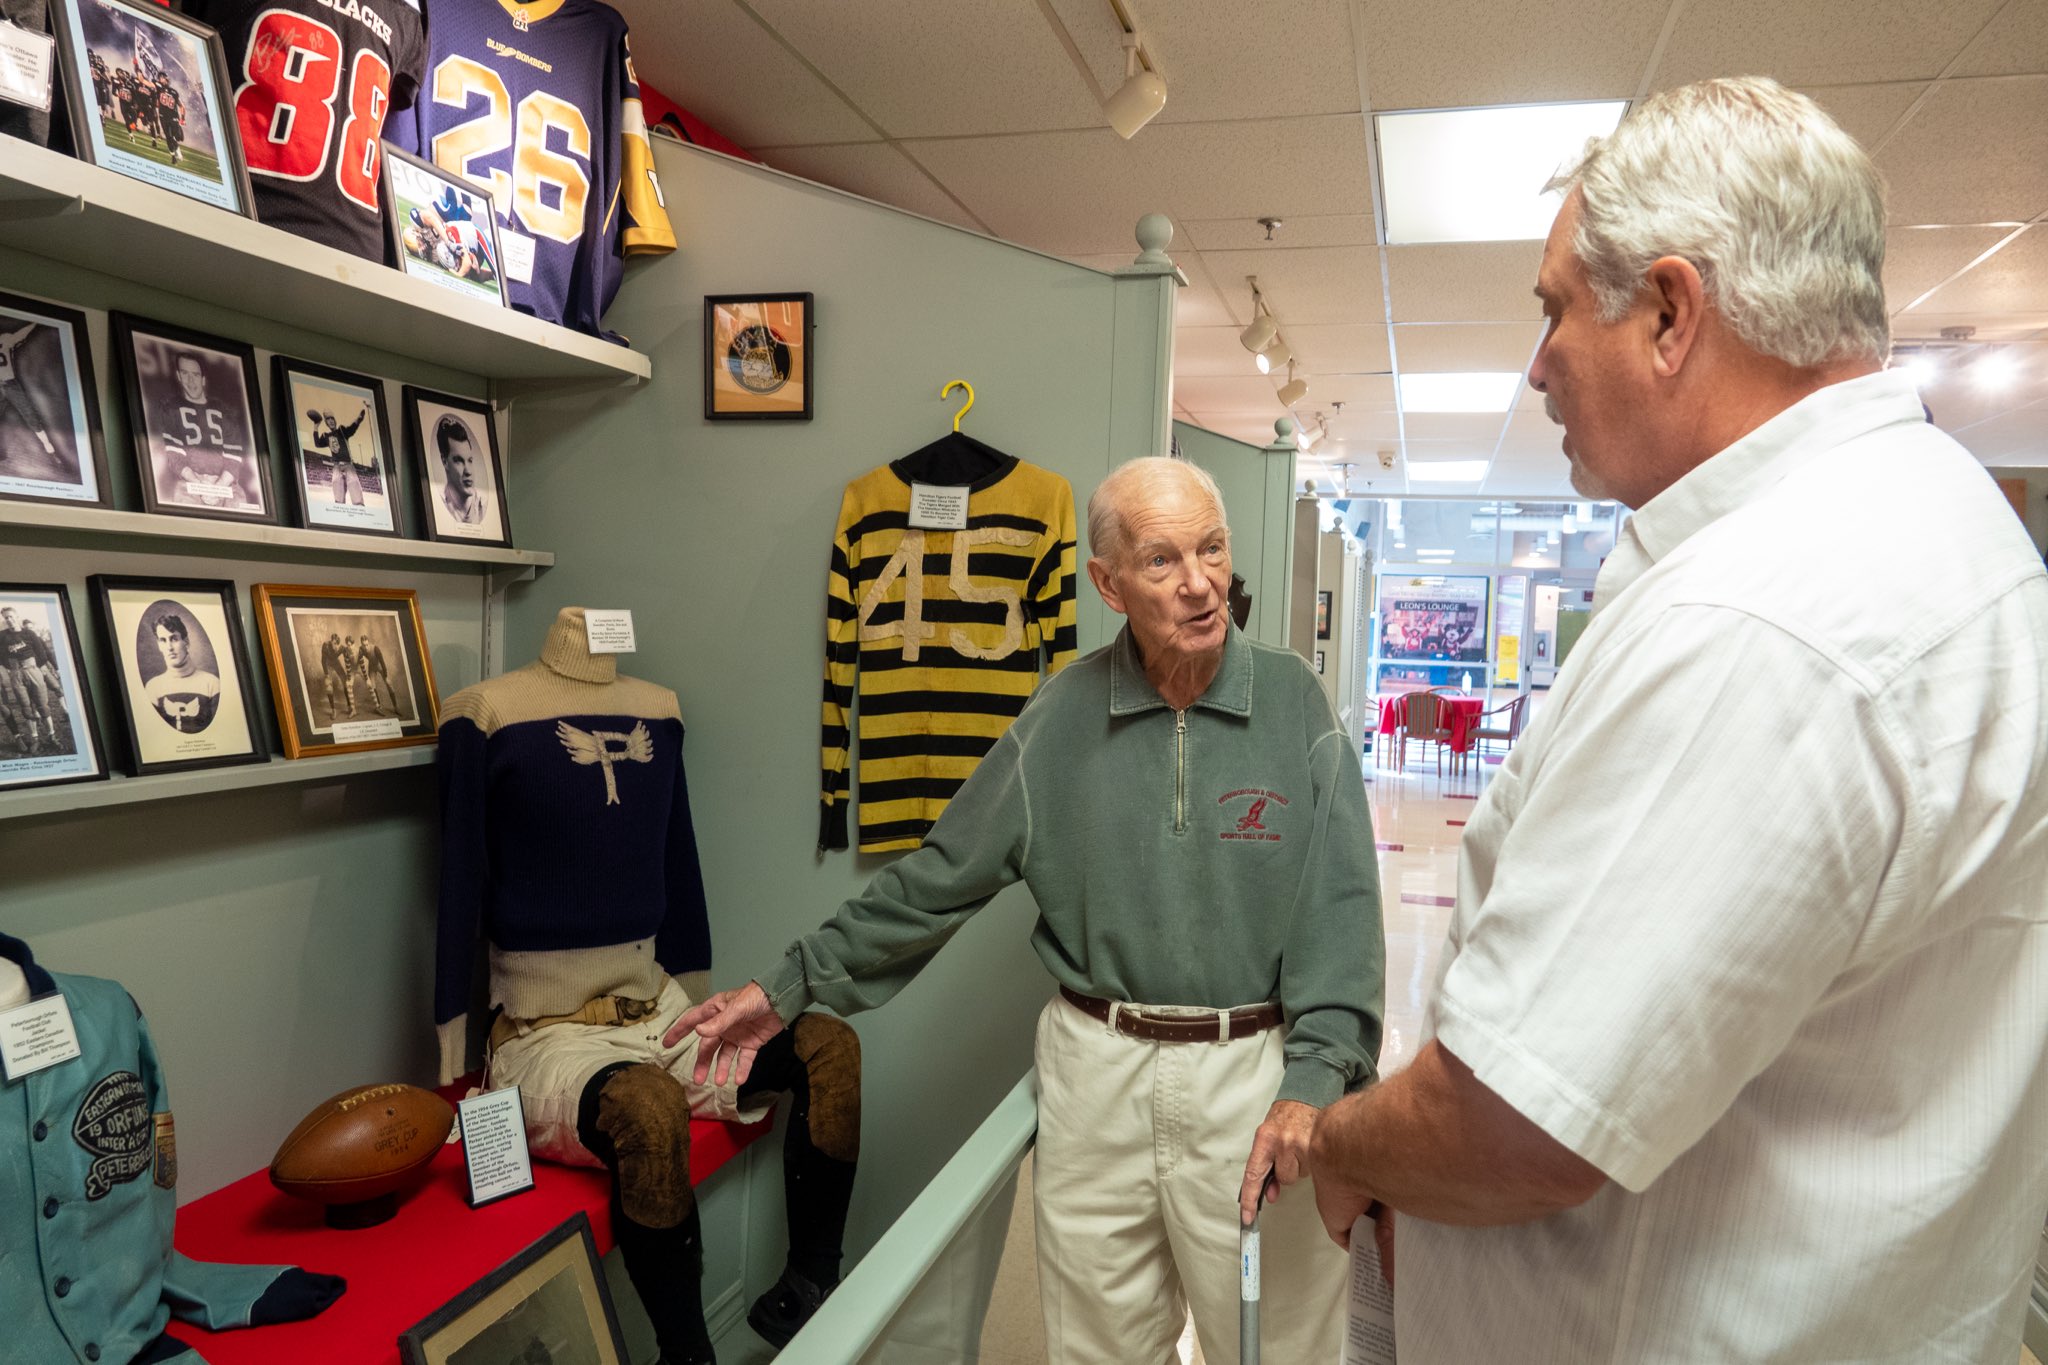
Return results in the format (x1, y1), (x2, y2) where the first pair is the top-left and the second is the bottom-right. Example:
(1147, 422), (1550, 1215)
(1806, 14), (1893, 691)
(381, 144), (508, 310)
(48, 0), (253, 216)
(0, 293), (112, 509)
(88, 574), (264, 776)
(400, 1213), (629, 1365)
(273, 357), (401, 538)
(403, 388), (511, 548)
(705, 293), (813, 421)
(251, 584), (439, 759)
(112, 313), (275, 523)
(0, 584), (109, 793)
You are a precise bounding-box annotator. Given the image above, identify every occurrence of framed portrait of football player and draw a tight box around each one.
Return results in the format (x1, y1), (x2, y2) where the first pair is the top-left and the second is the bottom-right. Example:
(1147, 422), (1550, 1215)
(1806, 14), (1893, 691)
(89, 575), (264, 776)
(273, 357), (401, 539)
(404, 387), (511, 549)
(251, 584), (439, 759)
(111, 314), (275, 524)
(0, 293), (112, 510)
(381, 144), (509, 310)
(704, 293), (813, 420)
(0, 584), (109, 793)
(48, 0), (254, 216)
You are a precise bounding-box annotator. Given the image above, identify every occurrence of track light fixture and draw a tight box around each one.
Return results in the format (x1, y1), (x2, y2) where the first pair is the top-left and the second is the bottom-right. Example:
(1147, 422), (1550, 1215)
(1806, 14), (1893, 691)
(1256, 335), (1292, 374)
(1276, 359), (1308, 408)
(1103, 29), (1167, 139)
(1239, 279), (1278, 355)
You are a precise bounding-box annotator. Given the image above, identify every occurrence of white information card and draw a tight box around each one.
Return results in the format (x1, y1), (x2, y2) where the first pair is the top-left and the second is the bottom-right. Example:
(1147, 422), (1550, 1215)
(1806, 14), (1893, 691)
(458, 1086), (535, 1207)
(0, 993), (82, 1080)
(1343, 1213), (1398, 1365)
(908, 483), (971, 530)
(0, 22), (55, 113)
(331, 717), (404, 744)
(584, 609), (637, 654)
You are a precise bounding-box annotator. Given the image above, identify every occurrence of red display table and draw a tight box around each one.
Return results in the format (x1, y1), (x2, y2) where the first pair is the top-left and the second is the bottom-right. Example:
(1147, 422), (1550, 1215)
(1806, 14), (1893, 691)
(165, 1111), (773, 1363)
(1377, 694), (1485, 753)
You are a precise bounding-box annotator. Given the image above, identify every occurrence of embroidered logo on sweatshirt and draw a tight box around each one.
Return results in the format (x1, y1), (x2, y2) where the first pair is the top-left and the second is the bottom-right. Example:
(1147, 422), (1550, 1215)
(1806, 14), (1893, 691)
(1218, 788), (1288, 842)
(557, 721), (654, 805)
(73, 1070), (153, 1199)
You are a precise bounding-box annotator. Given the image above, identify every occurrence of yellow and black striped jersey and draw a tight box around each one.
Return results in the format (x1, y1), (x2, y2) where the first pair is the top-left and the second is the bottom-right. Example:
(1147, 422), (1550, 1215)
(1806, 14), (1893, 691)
(821, 455), (1077, 852)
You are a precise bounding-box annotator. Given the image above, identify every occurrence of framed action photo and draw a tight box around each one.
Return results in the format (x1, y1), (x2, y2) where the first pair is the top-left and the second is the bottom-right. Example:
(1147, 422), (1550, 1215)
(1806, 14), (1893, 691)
(381, 143), (508, 310)
(0, 293), (112, 510)
(89, 575), (264, 776)
(111, 313), (275, 523)
(705, 293), (812, 421)
(403, 388), (510, 548)
(0, 585), (108, 792)
(49, 0), (253, 216)
(251, 584), (439, 759)
(399, 1212), (629, 1365)
(273, 357), (401, 538)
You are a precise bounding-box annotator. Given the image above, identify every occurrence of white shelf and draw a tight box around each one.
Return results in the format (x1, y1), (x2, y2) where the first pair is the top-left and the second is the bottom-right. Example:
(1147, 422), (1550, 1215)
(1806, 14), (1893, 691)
(0, 744), (434, 821)
(0, 500), (554, 569)
(0, 135), (650, 388)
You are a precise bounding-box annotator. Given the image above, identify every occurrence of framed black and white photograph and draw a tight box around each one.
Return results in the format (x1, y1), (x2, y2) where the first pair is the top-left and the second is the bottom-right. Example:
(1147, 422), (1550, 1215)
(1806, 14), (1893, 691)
(705, 293), (813, 420)
(251, 584), (439, 758)
(49, 0), (253, 216)
(404, 388), (510, 548)
(399, 1212), (629, 1365)
(0, 293), (112, 510)
(112, 314), (275, 523)
(273, 357), (401, 538)
(89, 575), (264, 776)
(0, 584), (108, 792)
(381, 143), (508, 310)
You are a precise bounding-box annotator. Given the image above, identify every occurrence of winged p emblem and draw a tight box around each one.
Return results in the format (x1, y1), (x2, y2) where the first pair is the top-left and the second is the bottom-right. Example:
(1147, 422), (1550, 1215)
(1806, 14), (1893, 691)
(557, 720), (654, 805)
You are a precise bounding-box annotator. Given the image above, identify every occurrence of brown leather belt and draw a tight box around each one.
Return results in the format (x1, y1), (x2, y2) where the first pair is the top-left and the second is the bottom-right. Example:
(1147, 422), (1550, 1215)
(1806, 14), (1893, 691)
(1060, 984), (1282, 1043)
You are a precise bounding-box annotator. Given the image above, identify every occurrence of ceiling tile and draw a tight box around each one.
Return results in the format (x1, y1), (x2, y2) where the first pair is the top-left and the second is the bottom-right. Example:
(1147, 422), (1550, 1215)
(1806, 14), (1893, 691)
(1182, 216), (1379, 251)
(1393, 322), (1545, 372)
(1385, 242), (1545, 323)
(1359, 0), (1664, 111)
(904, 129), (1170, 256)
(759, 145), (984, 231)
(1402, 437), (1505, 461)
(1911, 226), (2048, 315)
(1201, 245), (1387, 326)
(1404, 414), (1514, 444)
(1951, 0), (2048, 78)
(1286, 324), (1394, 377)
(1883, 226), (2016, 314)
(1177, 374), (1293, 416)
(1793, 82), (1929, 153)
(1188, 412), (1290, 447)
(1305, 375), (1400, 409)
(750, 0), (1102, 138)
(1175, 326), (1268, 377)
(1048, 0), (1363, 124)
(1143, 117), (1374, 222)
(1942, 406), (2048, 462)
(1652, 0), (2005, 87)
(610, 0), (876, 148)
(1875, 76), (2048, 224)
(1325, 407), (1405, 442)
(1893, 312), (2048, 341)
(1173, 248), (1244, 328)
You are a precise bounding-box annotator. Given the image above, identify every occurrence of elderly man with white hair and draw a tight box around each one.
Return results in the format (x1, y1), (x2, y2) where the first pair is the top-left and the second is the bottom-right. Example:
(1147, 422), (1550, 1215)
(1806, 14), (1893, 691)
(674, 455), (1383, 1362)
(1309, 76), (2048, 1364)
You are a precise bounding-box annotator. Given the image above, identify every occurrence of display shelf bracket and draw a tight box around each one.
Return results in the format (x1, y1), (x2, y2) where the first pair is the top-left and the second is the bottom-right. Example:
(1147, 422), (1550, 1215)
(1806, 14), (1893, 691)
(0, 192), (83, 223)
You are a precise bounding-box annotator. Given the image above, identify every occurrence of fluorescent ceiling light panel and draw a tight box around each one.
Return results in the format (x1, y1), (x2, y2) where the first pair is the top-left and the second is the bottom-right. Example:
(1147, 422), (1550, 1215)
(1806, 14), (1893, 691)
(1399, 371), (1523, 412)
(1377, 101), (1628, 244)
(1408, 460), (1491, 482)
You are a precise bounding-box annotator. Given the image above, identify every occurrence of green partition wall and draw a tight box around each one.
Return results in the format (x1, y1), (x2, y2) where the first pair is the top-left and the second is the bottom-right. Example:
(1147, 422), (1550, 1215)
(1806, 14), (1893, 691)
(1174, 418), (1298, 648)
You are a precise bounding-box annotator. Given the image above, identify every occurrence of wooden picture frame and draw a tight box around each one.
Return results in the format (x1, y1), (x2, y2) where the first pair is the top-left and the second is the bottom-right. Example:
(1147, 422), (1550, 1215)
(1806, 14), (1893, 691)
(273, 356), (402, 539)
(111, 313), (276, 525)
(48, 0), (256, 217)
(89, 574), (265, 776)
(398, 1212), (629, 1365)
(380, 142), (509, 311)
(251, 584), (440, 759)
(0, 584), (109, 792)
(704, 293), (813, 421)
(0, 292), (113, 510)
(1315, 589), (1333, 640)
(403, 387), (511, 549)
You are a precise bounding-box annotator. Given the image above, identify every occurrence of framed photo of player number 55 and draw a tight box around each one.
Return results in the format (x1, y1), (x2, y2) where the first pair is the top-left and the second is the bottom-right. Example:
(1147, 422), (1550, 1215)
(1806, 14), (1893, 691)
(381, 144), (510, 311)
(111, 313), (276, 524)
(48, 0), (254, 217)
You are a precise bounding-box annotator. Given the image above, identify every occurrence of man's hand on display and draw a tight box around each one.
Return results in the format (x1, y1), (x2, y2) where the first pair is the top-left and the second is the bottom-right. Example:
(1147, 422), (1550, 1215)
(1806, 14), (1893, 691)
(1239, 1098), (1318, 1226)
(665, 980), (784, 1088)
(1307, 1090), (1377, 1249)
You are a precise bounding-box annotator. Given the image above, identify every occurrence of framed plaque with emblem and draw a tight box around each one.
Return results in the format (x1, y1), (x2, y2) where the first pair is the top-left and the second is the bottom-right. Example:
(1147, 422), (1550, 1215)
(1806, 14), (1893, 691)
(89, 575), (265, 776)
(705, 293), (813, 421)
(251, 584), (440, 759)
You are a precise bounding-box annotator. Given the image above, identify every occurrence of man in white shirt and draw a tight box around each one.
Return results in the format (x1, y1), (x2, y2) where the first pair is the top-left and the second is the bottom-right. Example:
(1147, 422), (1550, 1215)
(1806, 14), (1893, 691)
(1310, 76), (2048, 1364)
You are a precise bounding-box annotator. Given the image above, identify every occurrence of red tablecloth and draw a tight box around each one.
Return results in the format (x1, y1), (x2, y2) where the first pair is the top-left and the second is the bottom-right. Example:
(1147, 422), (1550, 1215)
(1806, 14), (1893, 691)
(1378, 694), (1485, 753)
(166, 1112), (773, 1364)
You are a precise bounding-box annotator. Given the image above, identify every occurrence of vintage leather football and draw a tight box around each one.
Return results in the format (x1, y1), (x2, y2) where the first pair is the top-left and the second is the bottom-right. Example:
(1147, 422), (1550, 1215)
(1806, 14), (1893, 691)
(269, 1083), (454, 1212)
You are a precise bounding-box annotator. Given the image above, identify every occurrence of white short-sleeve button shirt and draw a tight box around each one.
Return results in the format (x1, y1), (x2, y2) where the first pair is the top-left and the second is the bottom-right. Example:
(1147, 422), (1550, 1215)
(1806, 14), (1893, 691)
(1398, 370), (2048, 1364)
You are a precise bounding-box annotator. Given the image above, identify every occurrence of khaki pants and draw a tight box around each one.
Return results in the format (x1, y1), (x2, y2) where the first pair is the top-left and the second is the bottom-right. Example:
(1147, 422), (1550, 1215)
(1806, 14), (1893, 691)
(1033, 993), (1347, 1364)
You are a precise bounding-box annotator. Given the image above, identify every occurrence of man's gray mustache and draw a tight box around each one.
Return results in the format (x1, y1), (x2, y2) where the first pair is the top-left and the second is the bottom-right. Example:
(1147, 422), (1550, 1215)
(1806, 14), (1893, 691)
(1545, 394), (1563, 425)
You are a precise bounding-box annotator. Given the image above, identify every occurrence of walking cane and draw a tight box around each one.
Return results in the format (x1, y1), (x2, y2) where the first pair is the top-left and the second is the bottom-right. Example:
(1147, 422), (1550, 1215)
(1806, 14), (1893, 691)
(1240, 1191), (1265, 1364)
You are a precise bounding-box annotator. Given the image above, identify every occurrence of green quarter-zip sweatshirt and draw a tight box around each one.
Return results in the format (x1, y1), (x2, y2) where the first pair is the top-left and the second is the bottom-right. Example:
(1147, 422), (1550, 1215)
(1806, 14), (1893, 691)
(761, 623), (1385, 1108)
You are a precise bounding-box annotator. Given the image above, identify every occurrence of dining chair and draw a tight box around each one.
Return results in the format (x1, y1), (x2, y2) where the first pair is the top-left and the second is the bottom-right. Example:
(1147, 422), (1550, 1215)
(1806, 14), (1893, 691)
(1470, 693), (1530, 759)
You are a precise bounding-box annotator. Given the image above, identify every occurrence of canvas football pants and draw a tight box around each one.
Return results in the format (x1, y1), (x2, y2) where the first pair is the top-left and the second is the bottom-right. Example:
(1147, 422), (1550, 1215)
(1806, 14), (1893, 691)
(1033, 992), (1348, 1365)
(330, 462), (363, 505)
